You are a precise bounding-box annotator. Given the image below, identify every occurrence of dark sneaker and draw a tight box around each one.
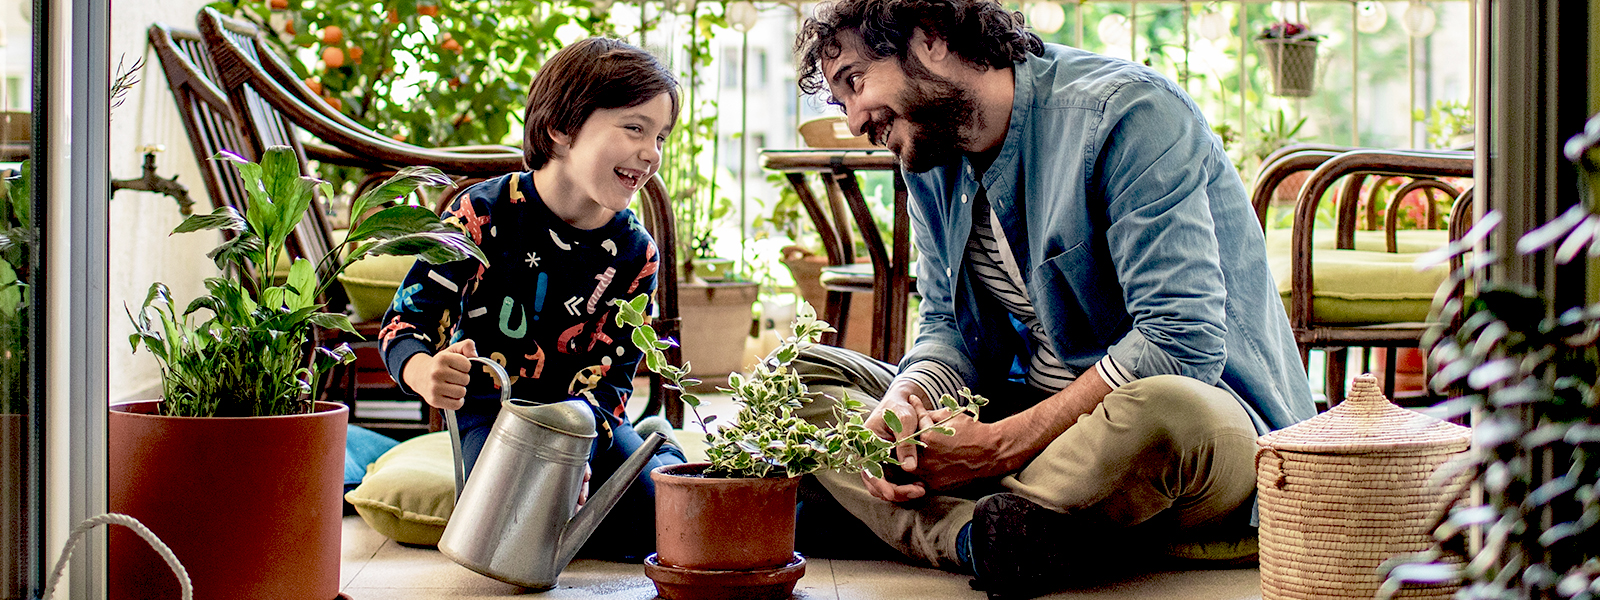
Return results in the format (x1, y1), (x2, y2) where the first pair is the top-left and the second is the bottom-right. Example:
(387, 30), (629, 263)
(969, 493), (1125, 599)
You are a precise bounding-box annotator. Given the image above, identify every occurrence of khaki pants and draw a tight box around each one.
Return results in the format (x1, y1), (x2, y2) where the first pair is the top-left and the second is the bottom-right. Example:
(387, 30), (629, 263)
(792, 345), (1259, 569)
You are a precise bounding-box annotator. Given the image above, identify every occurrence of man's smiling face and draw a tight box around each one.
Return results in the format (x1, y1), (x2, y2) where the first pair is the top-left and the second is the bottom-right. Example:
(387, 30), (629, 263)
(821, 32), (977, 173)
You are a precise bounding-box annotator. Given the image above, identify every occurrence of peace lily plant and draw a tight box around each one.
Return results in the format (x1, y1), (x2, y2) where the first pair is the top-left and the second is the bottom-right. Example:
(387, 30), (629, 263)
(128, 145), (486, 417)
(614, 294), (987, 479)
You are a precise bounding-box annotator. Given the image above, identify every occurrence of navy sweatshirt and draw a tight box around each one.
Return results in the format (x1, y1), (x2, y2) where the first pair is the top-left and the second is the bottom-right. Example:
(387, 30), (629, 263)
(379, 171), (659, 443)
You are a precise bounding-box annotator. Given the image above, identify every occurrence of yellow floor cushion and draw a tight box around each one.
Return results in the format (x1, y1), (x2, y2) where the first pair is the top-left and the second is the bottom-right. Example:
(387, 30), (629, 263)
(1264, 228), (1454, 324)
(344, 430), (455, 546)
(337, 254), (419, 322)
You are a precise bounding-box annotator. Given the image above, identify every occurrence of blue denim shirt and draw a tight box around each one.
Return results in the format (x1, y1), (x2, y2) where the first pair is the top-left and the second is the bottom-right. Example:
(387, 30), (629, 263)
(900, 44), (1315, 436)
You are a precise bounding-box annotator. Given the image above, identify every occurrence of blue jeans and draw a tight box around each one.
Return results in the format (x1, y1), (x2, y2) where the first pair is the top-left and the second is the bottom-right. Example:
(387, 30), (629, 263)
(454, 411), (686, 560)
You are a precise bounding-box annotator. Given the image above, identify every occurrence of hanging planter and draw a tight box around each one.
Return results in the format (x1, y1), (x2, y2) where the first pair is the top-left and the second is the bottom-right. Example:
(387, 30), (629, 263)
(1255, 22), (1323, 98)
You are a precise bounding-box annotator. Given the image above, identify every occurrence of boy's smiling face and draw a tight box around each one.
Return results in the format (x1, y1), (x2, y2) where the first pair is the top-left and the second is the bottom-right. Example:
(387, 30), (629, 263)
(542, 93), (674, 229)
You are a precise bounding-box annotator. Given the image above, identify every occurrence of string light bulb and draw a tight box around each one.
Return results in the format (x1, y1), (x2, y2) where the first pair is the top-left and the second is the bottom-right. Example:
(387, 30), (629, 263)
(727, 1), (759, 32)
(1196, 10), (1228, 42)
(1097, 13), (1130, 47)
(1027, 2), (1065, 35)
(1400, 1), (1436, 37)
(1355, 2), (1387, 34)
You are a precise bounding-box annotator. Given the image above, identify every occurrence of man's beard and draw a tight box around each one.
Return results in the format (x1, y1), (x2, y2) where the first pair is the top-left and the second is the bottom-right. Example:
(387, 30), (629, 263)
(865, 54), (980, 173)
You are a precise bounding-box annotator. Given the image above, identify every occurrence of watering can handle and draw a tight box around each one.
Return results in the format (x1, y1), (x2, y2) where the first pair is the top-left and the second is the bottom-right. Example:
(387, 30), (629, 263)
(444, 357), (515, 501)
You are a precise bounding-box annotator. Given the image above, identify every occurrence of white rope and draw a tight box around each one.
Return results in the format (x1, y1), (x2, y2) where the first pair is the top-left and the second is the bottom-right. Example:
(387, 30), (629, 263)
(42, 513), (192, 600)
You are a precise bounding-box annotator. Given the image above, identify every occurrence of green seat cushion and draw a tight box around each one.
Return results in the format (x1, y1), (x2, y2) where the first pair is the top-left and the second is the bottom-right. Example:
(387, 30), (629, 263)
(337, 254), (418, 322)
(344, 430), (455, 546)
(1264, 228), (1453, 325)
(1263, 227), (1451, 254)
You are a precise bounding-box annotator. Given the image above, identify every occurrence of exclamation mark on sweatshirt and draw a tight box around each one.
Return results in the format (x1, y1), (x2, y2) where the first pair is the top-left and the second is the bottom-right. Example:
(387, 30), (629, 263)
(532, 272), (548, 320)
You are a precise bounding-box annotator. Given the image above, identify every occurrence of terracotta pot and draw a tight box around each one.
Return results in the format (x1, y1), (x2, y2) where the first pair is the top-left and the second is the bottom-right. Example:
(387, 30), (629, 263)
(108, 400), (348, 600)
(778, 249), (875, 355)
(1372, 347), (1427, 395)
(677, 281), (759, 378)
(651, 463), (800, 571)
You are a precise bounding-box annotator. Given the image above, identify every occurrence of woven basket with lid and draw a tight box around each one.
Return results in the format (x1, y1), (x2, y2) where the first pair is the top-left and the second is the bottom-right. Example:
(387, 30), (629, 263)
(1256, 374), (1470, 600)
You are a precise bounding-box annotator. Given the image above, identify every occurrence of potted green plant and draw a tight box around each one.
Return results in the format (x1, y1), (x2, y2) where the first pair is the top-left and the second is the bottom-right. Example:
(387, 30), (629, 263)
(614, 295), (985, 600)
(110, 145), (485, 600)
(1254, 21), (1323, 98)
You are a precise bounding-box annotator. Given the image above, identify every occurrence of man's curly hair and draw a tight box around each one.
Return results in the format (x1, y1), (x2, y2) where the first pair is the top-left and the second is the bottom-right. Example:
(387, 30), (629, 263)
(795, 0), (1043, 97)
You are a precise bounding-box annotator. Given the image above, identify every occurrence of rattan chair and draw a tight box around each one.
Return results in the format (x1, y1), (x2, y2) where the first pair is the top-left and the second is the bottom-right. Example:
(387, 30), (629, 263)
(1285, 149), (1474, 405)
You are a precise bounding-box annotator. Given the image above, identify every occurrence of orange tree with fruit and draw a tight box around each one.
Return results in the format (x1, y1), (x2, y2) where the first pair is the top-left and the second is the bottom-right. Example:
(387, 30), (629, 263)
(211, 0), (621, 152)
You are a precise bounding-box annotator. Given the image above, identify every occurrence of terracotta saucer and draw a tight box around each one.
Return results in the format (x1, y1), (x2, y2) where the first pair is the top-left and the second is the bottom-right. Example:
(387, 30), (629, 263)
(643, 553), (806, 600)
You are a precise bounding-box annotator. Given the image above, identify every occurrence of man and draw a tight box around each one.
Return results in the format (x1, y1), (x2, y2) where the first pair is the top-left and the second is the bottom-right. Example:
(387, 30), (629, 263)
(789, 0), (1317, 597)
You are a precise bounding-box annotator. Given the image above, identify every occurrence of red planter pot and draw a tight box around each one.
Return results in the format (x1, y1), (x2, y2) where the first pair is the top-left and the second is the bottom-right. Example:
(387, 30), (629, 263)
(108, 400), (348, 600)
(647, 463), (805, 600)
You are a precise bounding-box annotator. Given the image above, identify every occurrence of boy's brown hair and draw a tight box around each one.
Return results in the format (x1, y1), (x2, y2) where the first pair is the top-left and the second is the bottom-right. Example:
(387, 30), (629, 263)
(523, 38), (681, 170)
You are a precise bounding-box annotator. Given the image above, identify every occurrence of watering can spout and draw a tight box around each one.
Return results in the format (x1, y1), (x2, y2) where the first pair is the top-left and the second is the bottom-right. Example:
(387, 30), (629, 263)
(555, 431), (666, 569)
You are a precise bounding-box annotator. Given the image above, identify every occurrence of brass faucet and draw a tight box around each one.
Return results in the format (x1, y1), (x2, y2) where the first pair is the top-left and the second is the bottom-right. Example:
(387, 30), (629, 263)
(111, 145), (194, 215)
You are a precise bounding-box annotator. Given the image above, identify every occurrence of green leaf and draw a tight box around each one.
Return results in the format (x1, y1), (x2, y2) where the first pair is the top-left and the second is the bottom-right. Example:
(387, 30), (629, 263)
(882, 410), (902, 434)
(349, 166), (451, 223)
(283, 258), (317, 311)
(205, 233), (263, 271)
(344, 205), (453, 246)
(309, 312), (356, 335)
(362, 231), (488, 266)
(172, 206), (247, 234)
(259, 146), (317, 239)
(940, 395), (960, 412)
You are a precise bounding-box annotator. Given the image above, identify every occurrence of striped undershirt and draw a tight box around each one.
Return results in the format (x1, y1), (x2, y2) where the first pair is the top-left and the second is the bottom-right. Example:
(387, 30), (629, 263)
(897, 188), (1134, 404)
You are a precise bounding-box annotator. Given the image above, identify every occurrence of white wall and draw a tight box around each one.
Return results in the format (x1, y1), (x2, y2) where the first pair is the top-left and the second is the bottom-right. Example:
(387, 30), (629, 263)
(107, 0), (224, 401)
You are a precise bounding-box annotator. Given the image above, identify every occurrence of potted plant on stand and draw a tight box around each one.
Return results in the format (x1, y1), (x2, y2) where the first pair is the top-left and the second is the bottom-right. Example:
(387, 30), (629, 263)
(615, 295), (986, 600)
(111, 146), (485, 600)
(1254, 21), (1323, 98)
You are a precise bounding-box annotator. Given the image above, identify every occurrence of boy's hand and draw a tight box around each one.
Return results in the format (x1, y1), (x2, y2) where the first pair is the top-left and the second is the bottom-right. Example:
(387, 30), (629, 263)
(403, 339), (478, 410)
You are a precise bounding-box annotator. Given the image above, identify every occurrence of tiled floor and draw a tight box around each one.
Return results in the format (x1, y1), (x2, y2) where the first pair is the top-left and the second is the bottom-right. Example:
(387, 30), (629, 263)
(338, 515), (1263, 599)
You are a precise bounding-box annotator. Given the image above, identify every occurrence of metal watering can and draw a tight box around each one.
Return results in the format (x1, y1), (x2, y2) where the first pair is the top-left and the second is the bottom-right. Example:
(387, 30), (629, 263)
(438, 357), (665, 590)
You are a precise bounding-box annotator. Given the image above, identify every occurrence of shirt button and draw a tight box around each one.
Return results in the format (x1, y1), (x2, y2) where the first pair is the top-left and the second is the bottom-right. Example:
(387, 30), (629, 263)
(961, 193), (969, 203)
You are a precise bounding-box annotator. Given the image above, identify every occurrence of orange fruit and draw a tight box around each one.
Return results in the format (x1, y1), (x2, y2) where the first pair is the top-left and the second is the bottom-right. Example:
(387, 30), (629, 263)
(418, 4), (439, 16)
(391, 133), (408, 142)
(321, 25), (343, 44)
(270, 0), (288, 9)
(440, 33), (461, 53)
(283, 17), (295, 35)
(324, 95), (342, 111)
(448, 76), (462, 89)
(348, 46), (365, 64)
(322, 46), (346, 69)
(304, 78), (323, 95)
(387, 7), (400, 23)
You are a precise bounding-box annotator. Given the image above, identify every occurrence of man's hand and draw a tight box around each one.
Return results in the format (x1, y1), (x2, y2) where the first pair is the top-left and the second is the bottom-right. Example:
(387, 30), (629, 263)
(401, 339), (478, 410)
(861, 380), (932, 503)
(903, 408), (1019, 490)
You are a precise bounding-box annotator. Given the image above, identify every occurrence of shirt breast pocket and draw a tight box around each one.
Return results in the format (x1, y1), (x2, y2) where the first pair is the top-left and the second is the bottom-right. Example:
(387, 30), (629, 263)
(1032, 244), (1129, 352)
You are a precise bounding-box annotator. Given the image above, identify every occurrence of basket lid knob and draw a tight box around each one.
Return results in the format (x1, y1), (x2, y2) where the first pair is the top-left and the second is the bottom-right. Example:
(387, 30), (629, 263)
(1256, 372), (1470, 456)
